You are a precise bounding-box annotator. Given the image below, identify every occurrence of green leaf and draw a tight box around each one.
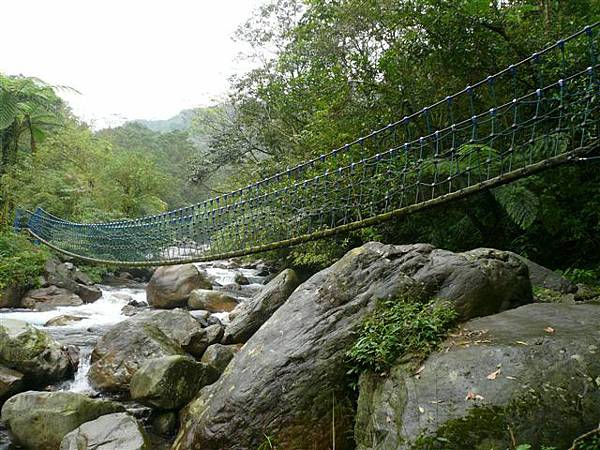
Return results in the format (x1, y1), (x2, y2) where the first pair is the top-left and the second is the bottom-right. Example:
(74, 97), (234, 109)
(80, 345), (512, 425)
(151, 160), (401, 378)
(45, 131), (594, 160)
(493, 183), (540, 230)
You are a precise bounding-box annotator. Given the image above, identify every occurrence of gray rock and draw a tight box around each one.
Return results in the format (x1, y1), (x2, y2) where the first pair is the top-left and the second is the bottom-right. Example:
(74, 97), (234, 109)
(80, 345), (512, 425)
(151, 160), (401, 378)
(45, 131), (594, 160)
(44, 257), (102, 303)
(234, 273), (250, 285)
(0, 365), (24, 402)
(88, 322), (184, 392)
(88, 309), (217, 392)
(200, 344), (240, 374)
(172, 242), (532, 450)
(59, 412), (149, 450)
(134, 309), (215, 357)
(224, 269), (300, 344)
(21, 286), (83, 311)
(1, 391), (124, 450)
(508, 251), (577, 294)
(0, 319), (73, 385)
(146, 264), (212, 309)
(188, 289), (238, 312)
(354, 303), (600, 450)
(130, 355), (220, 410)
(75, 284), (102, 303)
(45, 314), (86, 327)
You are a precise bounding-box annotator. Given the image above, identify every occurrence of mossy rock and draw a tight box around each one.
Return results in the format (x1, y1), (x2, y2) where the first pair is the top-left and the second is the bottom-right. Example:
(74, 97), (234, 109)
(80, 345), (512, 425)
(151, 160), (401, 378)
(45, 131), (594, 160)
(355, 303), (600, 450)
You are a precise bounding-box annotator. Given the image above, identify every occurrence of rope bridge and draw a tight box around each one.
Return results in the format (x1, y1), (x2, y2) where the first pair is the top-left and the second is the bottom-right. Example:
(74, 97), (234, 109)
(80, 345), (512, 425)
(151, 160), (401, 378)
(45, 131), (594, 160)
(15, 24), (600, 267)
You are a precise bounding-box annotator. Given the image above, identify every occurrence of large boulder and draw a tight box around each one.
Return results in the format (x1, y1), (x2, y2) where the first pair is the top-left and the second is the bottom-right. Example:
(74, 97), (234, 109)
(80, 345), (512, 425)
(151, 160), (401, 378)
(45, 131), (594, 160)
(88, 322), (184, 392)
(1, 391), (124, 450)
(188, 289), (239, 312)
(0, 319), (73, 385)
(223, 268), (300, 344)
(21, 286), (83, 311)
(172, 243), (532, 450)
(0, 365), (24, 402)
(354, 303), (600, 449)
(59, 412), (149, 450)
(130, 355), (220, 409)
(88, 309), (218, 392)
(146, 264), (212, 309)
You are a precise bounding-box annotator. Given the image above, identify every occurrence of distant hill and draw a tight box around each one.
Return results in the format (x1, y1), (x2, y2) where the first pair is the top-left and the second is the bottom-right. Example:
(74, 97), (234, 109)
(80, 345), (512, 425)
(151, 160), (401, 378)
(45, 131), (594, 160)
(133, 108), (197, 133)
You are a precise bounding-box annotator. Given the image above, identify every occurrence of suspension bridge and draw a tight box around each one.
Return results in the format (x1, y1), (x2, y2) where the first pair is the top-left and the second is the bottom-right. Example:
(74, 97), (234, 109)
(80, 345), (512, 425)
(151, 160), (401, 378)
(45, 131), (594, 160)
(15, 24), (600, 267)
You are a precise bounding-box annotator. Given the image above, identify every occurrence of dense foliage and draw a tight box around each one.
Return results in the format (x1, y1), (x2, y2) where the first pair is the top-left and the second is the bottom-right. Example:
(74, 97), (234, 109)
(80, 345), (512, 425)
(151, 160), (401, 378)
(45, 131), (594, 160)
(194, 0), (600, 273)
(346, 295), (457, 374)
(0, 231), (49, 290)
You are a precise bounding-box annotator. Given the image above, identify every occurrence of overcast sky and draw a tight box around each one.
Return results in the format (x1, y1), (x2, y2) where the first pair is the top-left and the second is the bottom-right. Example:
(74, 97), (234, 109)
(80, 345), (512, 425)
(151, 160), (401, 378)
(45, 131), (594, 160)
(0, 0), (266, 128)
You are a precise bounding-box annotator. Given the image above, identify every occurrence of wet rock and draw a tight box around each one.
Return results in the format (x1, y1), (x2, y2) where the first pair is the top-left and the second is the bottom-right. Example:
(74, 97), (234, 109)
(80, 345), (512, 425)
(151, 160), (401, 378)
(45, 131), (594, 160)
(234, 273), (250, 285)
(354, 303), (600, 450)
(147, 264), (212, 309)
(200, 344), (239, 374)
(224, 269), (299, 344)
(88, 322), (184, 392)
(153, 411), (178, 436)
(21, 286), (83, 311)
(59, 412), (149, 450)
(188, 289), (239, 312)
(1, 391), (124, 450)
(0, 365), (24, 402)
(0, 319), (73, 385)
(130, 355), (220, 409)
(172, 243), (532, 450)
(45, 314), (86, 327)
(75, 284), (102, 303)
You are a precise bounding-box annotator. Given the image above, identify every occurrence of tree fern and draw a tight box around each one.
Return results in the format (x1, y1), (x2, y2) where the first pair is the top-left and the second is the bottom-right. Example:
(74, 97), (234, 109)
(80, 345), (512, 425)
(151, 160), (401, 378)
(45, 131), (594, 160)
(492, 182), (540, 230)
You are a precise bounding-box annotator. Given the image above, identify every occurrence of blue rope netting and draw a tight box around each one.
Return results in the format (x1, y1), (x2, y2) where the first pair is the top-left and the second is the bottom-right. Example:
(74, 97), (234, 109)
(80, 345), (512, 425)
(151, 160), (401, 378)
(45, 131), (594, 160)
(16, 24), (600, 266)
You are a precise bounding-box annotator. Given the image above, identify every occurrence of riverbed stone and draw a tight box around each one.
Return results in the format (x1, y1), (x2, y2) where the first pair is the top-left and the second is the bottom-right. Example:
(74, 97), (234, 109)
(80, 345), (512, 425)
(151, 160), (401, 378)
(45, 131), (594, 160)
(59, 412), (149, 450)
(0, 365), (24, 402)
(1, 391), (124, 450)
(21, 286), (84, 311)
(45, 315), (86, 327)
(354, 303), (600, 450)
(153, 411), (178, 436)
(0, 319), (73, 385)
(200, 344), (239, 374)
(223, 268), (300, 344)
(146, 264), (212, 309)
(130, 355), (220, 409)
(88, 321), (184, 392)
(172, 242), (532, 450)
(188, 289), (239, 312)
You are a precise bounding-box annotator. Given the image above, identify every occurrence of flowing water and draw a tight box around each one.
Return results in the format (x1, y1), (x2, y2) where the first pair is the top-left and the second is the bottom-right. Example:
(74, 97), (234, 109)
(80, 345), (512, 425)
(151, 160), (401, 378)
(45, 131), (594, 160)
(0, 262), (265, 448)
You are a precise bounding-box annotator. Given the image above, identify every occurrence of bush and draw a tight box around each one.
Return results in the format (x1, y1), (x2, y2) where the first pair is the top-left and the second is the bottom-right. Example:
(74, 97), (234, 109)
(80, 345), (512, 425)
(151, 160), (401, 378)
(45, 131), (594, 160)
(346, 293), (457, 375)
(0, 231), (50, 290)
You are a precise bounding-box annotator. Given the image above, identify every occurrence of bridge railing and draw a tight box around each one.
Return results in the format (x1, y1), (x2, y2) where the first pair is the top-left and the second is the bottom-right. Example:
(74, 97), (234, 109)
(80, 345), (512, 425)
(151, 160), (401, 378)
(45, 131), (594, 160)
(18, 24), (600, 266)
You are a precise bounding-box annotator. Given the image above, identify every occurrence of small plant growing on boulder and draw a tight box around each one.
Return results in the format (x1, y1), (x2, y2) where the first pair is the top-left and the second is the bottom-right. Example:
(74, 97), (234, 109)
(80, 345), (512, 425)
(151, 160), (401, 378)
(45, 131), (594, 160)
(346, 293), (458, 375)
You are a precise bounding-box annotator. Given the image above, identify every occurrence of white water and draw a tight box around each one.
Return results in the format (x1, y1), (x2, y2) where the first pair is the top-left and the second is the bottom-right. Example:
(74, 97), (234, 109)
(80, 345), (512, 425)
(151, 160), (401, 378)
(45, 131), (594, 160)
(0, 285), (145, 329)
(58, 347), (95, 394)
